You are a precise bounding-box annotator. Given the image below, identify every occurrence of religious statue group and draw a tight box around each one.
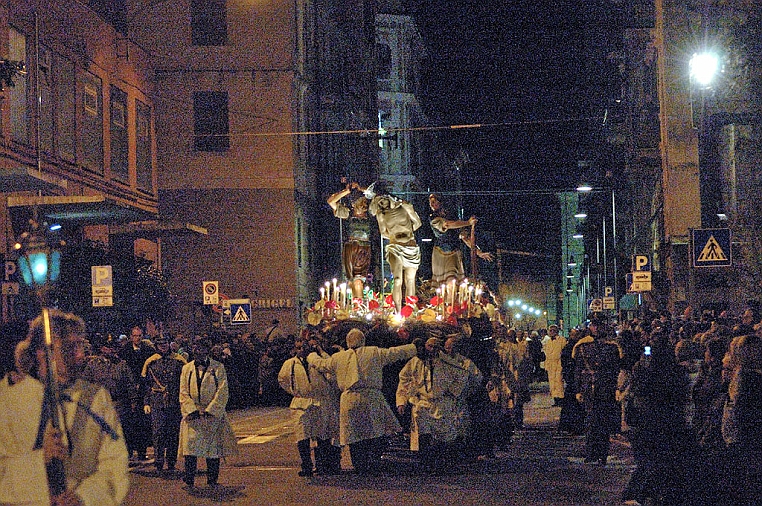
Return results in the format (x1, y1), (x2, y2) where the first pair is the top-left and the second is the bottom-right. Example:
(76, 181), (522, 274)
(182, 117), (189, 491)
(327, 181), (494, 313)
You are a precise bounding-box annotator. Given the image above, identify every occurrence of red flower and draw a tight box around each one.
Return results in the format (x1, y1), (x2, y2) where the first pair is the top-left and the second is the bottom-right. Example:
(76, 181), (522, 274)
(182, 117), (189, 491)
(400, 305), (413, 318)
(406, 295), (419, 305)
(430, 296), (443, 306)
(325, 300), (337, 309)
(368, 299), (380, 311)
(385, 294), (394, 306)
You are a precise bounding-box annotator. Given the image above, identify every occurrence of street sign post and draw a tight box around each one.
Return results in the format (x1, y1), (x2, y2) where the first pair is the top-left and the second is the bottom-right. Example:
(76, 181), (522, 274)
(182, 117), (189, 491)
(627, 271), (652, 292)
(91, 265), (113, 307)
(3, 260), (19, 296)
(202, 281), (219, 305)
(222, 298), (251, 326)
(632, 255), (651, 272)
(692, 228), (732, 268)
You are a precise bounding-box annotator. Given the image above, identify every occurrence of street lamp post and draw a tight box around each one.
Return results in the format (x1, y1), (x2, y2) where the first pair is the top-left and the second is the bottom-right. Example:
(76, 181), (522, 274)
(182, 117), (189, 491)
(576, 183), (618, 320)
(13, 217), (67, 495)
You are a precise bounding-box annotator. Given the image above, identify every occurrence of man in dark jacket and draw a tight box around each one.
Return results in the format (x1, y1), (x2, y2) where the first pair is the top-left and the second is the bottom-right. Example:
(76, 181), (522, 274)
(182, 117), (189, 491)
(82, 335), (136, 437)
(573, 317), (621, 464)
(120, 325), (155, 462)
(143, 335), (186, 475)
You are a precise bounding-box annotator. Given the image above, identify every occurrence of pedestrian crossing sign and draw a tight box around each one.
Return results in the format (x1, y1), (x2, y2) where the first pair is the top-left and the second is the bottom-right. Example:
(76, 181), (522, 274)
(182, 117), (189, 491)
(692, 228), (732, 268)
(229, 302), (252, 325)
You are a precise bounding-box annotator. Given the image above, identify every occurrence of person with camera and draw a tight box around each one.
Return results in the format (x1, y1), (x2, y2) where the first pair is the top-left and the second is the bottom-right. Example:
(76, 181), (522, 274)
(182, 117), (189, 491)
(621, 329), (716, 505)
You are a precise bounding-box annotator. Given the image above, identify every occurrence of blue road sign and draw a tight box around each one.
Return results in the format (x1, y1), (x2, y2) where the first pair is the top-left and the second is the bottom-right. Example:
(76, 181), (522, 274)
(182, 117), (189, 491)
(692, 228), (732, 268)
(229, 302), (252, 325)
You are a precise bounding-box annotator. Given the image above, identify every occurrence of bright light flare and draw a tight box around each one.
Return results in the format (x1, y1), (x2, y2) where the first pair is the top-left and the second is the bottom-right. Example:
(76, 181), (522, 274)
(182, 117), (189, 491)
(690, 52), (719, 87)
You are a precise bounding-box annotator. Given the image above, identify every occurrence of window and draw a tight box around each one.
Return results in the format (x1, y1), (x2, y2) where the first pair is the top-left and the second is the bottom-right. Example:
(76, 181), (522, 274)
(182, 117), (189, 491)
(376, 43), (392, 80)
(110, 86), (128, 181)
(9, 27), (28, 144)
(39, 45), (54, 154)
(191, 0), (227, 46)
(136, 100), (153, 192)
(77, 71), (103, 173)
(193, 91), (229, 152)
(55, 54), (76, 162)
(84, 84), (98, 115)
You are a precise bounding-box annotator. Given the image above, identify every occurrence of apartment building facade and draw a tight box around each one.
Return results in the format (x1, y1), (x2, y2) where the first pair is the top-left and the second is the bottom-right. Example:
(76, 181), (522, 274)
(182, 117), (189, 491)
(0, 0), (158, 323)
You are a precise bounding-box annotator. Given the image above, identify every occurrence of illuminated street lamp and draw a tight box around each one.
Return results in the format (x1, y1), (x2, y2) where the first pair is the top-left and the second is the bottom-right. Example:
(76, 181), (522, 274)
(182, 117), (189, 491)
(13, 217), (67, 494)
(690, 52), (719, 88)
(14, 219), (65, 303)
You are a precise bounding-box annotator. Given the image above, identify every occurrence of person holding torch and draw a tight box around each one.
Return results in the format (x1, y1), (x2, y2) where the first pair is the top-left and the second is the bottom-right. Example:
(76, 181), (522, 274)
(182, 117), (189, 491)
(0, 310), (129, 506)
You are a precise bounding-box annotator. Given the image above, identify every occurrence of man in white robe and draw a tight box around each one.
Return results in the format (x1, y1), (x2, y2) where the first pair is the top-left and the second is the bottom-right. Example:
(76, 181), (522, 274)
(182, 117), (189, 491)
(307, 328), (417, 473)
(179, 337), (238, 490)
(396, 338), (471, 472)
(542, 324), (568, 405)
(0, 310), (128, 506)
(278, 338), (340, 476)
(443, 335), (483, 440)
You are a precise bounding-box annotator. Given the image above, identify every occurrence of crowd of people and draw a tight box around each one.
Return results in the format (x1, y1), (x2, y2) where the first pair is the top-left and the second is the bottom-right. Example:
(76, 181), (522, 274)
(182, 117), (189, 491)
(0, 313), (299, 502)
(2, 304), (761, 504)
(275, 307), (762, 505)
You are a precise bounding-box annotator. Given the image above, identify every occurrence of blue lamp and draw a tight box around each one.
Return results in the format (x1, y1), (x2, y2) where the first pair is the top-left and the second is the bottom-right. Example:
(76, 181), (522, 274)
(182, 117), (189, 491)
(13, 219), (65, 300)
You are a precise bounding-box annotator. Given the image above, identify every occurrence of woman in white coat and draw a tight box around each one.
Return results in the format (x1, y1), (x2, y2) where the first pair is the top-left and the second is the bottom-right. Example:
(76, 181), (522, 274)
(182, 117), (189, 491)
(179, 337), (238, 490)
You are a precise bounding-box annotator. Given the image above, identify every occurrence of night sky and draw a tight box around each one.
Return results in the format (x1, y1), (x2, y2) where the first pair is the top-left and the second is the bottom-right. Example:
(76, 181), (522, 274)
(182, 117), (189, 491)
(406, 0), (623, 258)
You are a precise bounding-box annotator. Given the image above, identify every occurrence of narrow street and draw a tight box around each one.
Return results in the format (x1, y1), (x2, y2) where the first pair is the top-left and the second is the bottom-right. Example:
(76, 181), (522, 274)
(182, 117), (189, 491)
(124, 383), (634, 505)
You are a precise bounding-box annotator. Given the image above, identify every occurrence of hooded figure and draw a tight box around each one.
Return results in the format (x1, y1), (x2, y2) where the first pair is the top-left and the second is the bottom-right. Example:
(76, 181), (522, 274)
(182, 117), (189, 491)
(307, 328), (417, 473)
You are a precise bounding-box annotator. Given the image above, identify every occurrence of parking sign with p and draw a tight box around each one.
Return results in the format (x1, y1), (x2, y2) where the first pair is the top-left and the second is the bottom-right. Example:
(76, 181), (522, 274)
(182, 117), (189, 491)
(632, 255), (650, 272)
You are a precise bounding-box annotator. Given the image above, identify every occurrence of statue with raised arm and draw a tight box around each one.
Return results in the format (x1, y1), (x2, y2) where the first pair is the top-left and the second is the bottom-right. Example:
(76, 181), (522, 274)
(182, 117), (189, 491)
(327, 181), (372, 300)
(428, 193), (493, 284)
(366, 183), (422, 313)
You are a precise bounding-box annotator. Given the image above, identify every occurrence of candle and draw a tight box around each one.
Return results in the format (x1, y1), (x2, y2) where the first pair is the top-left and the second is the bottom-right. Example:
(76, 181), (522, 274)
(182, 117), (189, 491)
(325, 281), (331, 301)
(320, 287), (325, 301)
(332, 278), (338, 302)
(339, 282), (347, 309)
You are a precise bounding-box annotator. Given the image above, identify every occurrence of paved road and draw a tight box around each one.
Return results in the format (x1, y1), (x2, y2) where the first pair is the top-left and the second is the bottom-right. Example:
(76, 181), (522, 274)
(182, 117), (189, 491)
(124, 383), (634, 505)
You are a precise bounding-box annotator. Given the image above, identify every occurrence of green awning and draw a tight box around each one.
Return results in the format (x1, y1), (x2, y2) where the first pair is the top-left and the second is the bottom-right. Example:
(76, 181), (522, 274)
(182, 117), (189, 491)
(7, 195), (157, 232)
(0, 166), (67, 192)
